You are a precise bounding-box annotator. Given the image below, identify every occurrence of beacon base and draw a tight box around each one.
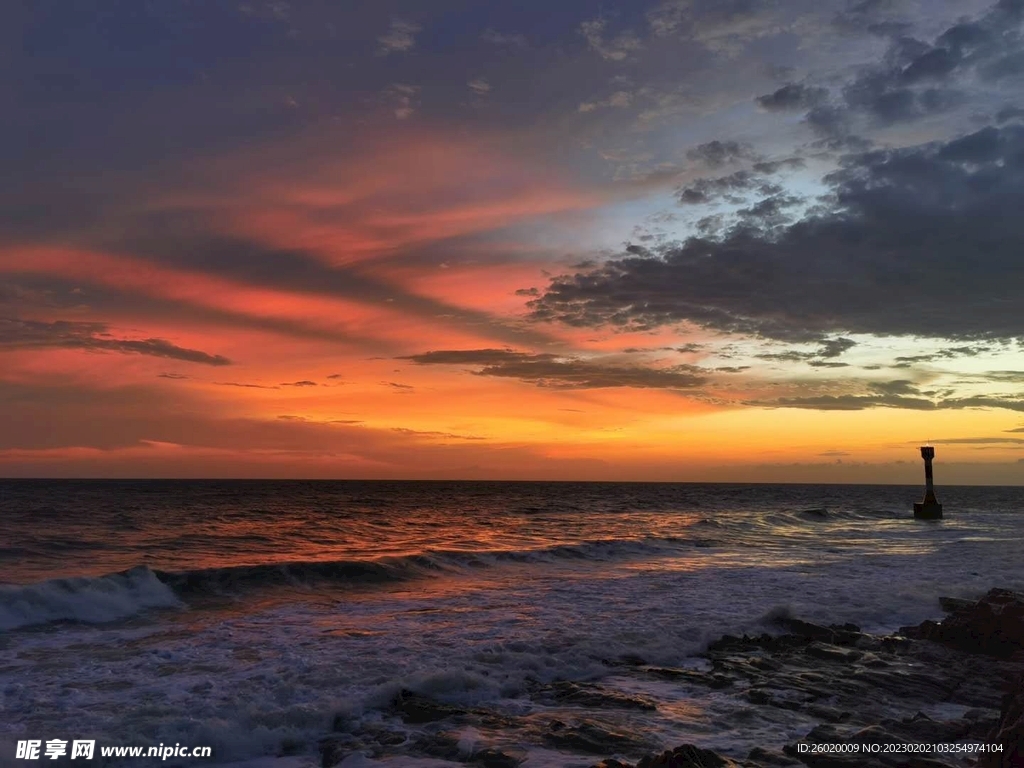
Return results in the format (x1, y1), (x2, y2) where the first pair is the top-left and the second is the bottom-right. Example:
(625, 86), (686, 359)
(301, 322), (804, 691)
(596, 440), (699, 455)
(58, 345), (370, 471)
(913, 501), (943, 520)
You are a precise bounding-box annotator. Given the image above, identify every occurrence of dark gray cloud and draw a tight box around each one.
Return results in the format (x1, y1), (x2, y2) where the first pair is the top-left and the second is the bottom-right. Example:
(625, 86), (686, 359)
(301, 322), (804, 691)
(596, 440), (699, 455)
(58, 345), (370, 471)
(773, 2), (1024, 149)
(528, 123), (1024, 342)
(842, 74), (962, 125)
(892, 345), (991, 366)
(399, 348), (545, 366)
(0, 317), (231, 365)
(836, 1), (1022, 127)
(282, 380), (318, 387)
(940, 396), (1024, 412)
(980, 370), (1024, 382)
(868, 379), (918, 395)
(715, 365), (750, 373)
(215, 381), (280, 389)
(676, 171), (785, 205)
(751, 157), (807, 174)
(736, 194), (804, 228)
(685, 140), (759, 167)
(802, 104), (871, 151)
(400, 348), (706, 390)
(747, 393), (938, 410)
(158, 373), (189, 380)
(756, 83), (829, 112)
(757, 337), (856, 364)
(832, 0), (910, 32)
(997, 105), (1024, 122)
(674, 153), (806, 213)
(818, 338), (858, 357)
(748, 392), (1024, 411)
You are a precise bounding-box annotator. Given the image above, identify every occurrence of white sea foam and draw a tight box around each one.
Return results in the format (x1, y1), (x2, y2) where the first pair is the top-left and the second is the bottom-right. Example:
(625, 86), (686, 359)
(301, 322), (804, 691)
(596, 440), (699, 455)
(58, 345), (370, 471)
(0, 566), (181, 631)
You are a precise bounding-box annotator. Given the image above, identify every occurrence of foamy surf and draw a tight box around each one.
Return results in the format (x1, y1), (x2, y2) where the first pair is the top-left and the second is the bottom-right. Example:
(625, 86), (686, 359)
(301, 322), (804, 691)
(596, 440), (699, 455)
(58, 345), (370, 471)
(0, 565), (181, 631)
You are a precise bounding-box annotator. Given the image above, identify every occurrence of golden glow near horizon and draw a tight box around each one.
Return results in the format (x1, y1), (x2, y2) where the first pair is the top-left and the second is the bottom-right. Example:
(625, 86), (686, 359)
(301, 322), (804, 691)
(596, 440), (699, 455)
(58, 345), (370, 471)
(2, 2), (1023, 481)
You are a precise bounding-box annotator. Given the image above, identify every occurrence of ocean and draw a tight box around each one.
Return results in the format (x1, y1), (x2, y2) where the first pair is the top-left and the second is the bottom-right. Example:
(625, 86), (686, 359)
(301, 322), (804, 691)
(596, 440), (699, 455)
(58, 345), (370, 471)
(2, 480), (1022, 767)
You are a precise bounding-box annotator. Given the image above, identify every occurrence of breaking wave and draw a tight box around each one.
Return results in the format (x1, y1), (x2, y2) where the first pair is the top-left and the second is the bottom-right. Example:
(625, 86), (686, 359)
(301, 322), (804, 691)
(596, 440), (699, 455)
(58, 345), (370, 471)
(0, 566), (181, 631)
(2, 535), (702, 629)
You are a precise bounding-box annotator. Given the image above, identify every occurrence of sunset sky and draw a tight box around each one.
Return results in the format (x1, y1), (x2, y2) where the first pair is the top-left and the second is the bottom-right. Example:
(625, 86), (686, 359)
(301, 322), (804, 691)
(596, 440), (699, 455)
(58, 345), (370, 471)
(2, 0), (1023, 482)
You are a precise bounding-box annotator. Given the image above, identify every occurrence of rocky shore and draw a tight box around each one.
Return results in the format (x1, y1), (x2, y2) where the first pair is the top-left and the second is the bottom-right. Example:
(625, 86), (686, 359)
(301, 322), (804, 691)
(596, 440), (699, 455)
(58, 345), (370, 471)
(321, 589), (1024, 768)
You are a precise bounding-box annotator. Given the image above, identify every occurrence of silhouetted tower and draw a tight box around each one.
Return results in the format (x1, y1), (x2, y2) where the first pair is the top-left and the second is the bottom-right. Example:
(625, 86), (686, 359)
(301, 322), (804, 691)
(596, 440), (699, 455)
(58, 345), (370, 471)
(913, 445), (943, 520)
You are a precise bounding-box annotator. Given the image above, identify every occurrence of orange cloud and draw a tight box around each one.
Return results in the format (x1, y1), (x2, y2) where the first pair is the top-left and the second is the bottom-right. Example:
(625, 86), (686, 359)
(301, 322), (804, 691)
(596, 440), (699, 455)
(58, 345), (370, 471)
(151, 128), (609, 265)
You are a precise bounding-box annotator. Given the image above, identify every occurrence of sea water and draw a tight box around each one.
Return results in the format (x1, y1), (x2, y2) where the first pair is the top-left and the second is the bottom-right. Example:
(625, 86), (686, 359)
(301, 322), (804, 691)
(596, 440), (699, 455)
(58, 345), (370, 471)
(1, 480), (1022, 767)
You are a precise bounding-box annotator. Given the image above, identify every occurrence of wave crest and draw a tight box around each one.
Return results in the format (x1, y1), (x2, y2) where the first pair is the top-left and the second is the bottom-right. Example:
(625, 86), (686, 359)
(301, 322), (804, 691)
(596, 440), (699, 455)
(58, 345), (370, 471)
(0, 566), (181, 631)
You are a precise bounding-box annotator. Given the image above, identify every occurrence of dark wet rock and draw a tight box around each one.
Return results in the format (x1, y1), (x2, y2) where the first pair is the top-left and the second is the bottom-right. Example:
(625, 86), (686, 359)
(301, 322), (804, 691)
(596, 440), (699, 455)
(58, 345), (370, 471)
(529, 680), (657, 710)
(319, 736), (359, 768)
(641, 666), (734, 689)
(635, 743), (738, 767)
(323, 588), (1024, 768)
(747, 686), (813, 711)
(389, 688), (470, 723)
(901, 588), (1024, 658)
(410, 732), (461, 761)
(544, 718), (648, 755)
(470, 746), (526, 767)
(804, 642), (863, 663)
(713, 622), (865, 652)
(746, 746), (800, 766)
(981, 673), (1024, 768)
(804, 704), (851, 723)
(600, 654), (649, 668)
(883, 712), (973, 743)
(848, 724), (905, 745)
(938, 596), (975, 613)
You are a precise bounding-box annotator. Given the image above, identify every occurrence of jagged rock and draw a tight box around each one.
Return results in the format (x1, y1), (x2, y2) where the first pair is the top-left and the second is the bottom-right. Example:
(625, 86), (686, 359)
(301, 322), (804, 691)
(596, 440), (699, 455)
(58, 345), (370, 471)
(902, 588), (1024, 658)
(635, 744), (738, 767)
(600, 655), (648, 669)
(804, 704), (851, 723)
(981, 673), (1024, 768)
(322, 590), (1024, 768)
(544, 719), (647, 754)
(938, 596), (975, 613)
(848, 724), (905, 745)
(746, 746), (800, 766)
(470, 747), (525, 767)
(388, 689), (469, 723)
(642, 666), (734, 689)
(529, 680), (657, 710)
(804, 642), (863, 663)
(884, 712), (972, 743)
(410, 732), (461, 761)
(746, 686), (813, 711)
(319, 736), (359, 768)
